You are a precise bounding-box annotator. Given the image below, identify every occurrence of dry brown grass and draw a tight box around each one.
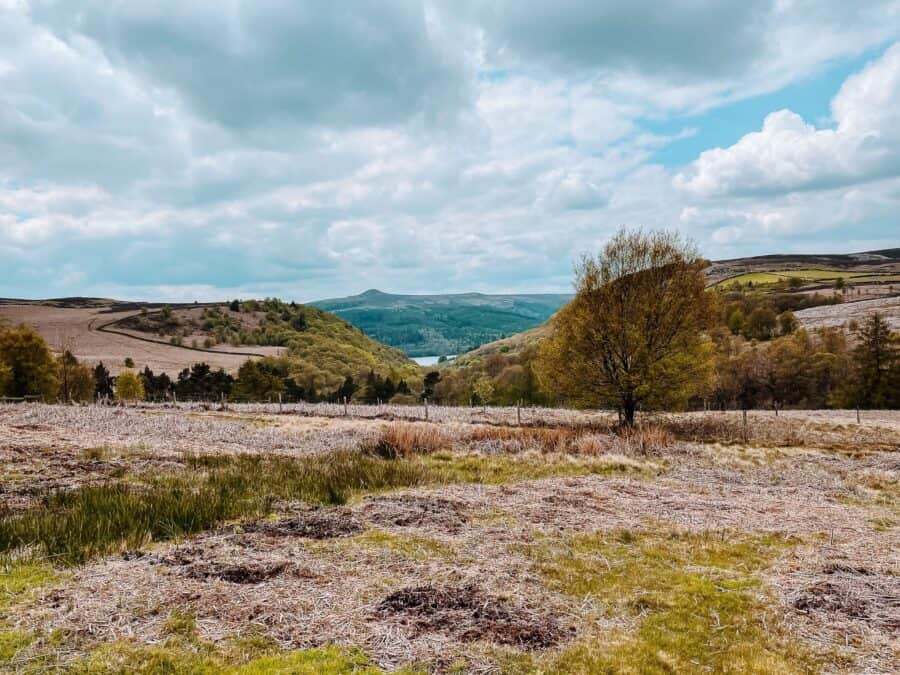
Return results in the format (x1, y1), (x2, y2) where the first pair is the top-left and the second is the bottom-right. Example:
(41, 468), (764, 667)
(463, 425), (576, 454)
(366, 423), (448, 458)
(461, 424), (675, 457)
(613, 425), (677, 455)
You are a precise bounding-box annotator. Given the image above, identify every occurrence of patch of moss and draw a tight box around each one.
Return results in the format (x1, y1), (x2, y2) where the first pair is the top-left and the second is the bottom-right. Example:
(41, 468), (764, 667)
(0, 561), (57, 611)
(0, 629), (36, 663)
(508, 529), (817, 674)
(0, 562), (59, 668)
(164, 609), (199, 642)
(73, 642), (401, 674)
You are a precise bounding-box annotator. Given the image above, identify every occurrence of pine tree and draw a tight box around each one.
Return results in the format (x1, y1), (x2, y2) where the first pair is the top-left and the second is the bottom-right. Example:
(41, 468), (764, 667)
(94, 362), (114, 399)
(849, 313), (898, 409)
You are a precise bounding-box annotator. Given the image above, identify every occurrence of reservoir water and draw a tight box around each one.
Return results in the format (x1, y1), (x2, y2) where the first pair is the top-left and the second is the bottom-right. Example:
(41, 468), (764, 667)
(411, 355), (456, 366)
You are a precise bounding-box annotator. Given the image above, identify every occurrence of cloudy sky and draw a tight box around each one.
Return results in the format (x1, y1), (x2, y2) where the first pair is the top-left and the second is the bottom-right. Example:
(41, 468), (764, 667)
(2, 1), (900, 301)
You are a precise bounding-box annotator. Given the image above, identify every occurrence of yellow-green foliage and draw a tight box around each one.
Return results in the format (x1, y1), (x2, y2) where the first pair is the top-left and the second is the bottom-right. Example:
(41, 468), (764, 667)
(283, 306), (420, 393)
(0, 324), (59, 400)
(510, 530), (816, 674)
(421, 451), (655, 485)
(114, 369), (145, 401)
(0, 629), (34, 663)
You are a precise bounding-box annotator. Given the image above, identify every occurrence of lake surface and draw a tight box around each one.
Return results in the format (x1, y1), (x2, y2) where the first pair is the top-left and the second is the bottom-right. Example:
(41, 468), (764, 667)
(411, 355), (456, 366)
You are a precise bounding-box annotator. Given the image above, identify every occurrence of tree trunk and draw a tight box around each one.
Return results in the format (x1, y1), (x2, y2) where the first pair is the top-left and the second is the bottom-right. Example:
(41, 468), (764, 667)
(622, 394), (636, 427)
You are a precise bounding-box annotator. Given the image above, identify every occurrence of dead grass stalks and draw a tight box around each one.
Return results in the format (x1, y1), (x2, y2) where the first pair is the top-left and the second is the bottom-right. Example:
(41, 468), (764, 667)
(366, 423), (447, 459)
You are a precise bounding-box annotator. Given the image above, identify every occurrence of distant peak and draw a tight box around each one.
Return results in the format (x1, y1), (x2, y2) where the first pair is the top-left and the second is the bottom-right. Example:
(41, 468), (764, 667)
(360, 288), (388, 297)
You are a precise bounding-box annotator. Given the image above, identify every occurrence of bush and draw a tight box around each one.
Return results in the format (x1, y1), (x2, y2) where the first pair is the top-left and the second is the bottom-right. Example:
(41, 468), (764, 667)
(0, 325), (58, 400)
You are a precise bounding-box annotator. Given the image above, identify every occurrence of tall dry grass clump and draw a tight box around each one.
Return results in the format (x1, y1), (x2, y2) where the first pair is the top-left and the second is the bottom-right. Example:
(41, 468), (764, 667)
(367, 423), (446, 458)
(613, 425), (675, 455)
(657, 415), (747, 444)
(463, 426), (575, 454)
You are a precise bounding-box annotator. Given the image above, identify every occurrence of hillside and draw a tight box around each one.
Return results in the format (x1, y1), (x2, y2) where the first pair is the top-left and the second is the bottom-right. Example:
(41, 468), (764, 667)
(0, 299), (419, 390)
(311, 289), (571, 357)
(705, 248), (900, 285)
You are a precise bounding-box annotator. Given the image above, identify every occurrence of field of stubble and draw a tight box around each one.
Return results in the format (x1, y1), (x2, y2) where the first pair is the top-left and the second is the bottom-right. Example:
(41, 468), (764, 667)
(1, 403), (898, 673)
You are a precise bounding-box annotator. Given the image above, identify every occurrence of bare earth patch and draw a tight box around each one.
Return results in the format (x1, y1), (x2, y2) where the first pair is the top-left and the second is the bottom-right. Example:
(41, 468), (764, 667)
(374, 582), (571, 649)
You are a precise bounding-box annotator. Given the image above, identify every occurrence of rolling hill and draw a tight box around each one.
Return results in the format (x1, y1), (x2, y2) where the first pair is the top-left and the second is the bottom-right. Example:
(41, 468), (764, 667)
(0, 298), (420, 390)
(311, 289), (572, 357)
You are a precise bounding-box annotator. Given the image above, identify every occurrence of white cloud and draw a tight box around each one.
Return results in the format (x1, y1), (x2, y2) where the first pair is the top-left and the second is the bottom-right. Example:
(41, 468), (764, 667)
(1, 1), (898, 300)
(676, 44), (900, 197)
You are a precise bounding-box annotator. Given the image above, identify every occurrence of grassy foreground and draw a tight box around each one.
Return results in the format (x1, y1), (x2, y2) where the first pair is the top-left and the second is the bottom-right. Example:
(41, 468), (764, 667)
(0, 450), (648, 566)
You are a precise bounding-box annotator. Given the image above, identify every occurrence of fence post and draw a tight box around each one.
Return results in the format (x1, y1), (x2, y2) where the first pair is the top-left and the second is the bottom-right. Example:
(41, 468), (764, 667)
(856, 406), (860, 424)
(517, 400), (521, 425)
(424, 397), (429, 421)
(742, 409), (748, 442)
(278, 392), (282, 414)
(343, 396), (349, 417)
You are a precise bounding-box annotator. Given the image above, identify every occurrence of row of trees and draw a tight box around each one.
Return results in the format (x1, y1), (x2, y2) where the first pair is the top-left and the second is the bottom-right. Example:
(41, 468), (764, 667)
(0, 322), (422, 405)
(710, 316), (899, 410)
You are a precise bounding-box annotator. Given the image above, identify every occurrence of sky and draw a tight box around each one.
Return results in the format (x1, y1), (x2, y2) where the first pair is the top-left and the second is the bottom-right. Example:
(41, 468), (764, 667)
(2, 1), (900, 302)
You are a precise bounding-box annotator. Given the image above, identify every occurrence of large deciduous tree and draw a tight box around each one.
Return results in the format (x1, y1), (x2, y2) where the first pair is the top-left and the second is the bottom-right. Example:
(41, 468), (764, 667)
(538, 229), (716, 425)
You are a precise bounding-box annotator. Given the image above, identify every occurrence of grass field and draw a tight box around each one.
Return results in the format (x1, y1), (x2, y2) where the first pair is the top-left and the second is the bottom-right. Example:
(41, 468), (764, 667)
(1, 403), (898, 673)
(716, 269), (900, 287)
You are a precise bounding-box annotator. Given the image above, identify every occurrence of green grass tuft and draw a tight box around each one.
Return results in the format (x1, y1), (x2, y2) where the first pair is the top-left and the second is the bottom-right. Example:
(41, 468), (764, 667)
(421, 451), (655, 485)
(0, 451), (429, 566)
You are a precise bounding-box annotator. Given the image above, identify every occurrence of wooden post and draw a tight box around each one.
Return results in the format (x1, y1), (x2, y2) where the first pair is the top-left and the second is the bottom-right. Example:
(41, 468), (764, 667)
(278, 392), (282, 414)
(856, 406), (860, 424)
(424, 397), (429, 421)
(343, 396), (349, 417)
(742, 409), (748, 442)
(516, 400), (521, 425)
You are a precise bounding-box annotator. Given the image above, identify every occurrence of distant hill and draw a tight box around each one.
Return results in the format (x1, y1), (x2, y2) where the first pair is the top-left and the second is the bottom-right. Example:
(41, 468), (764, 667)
(311, 289), (572, 357)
